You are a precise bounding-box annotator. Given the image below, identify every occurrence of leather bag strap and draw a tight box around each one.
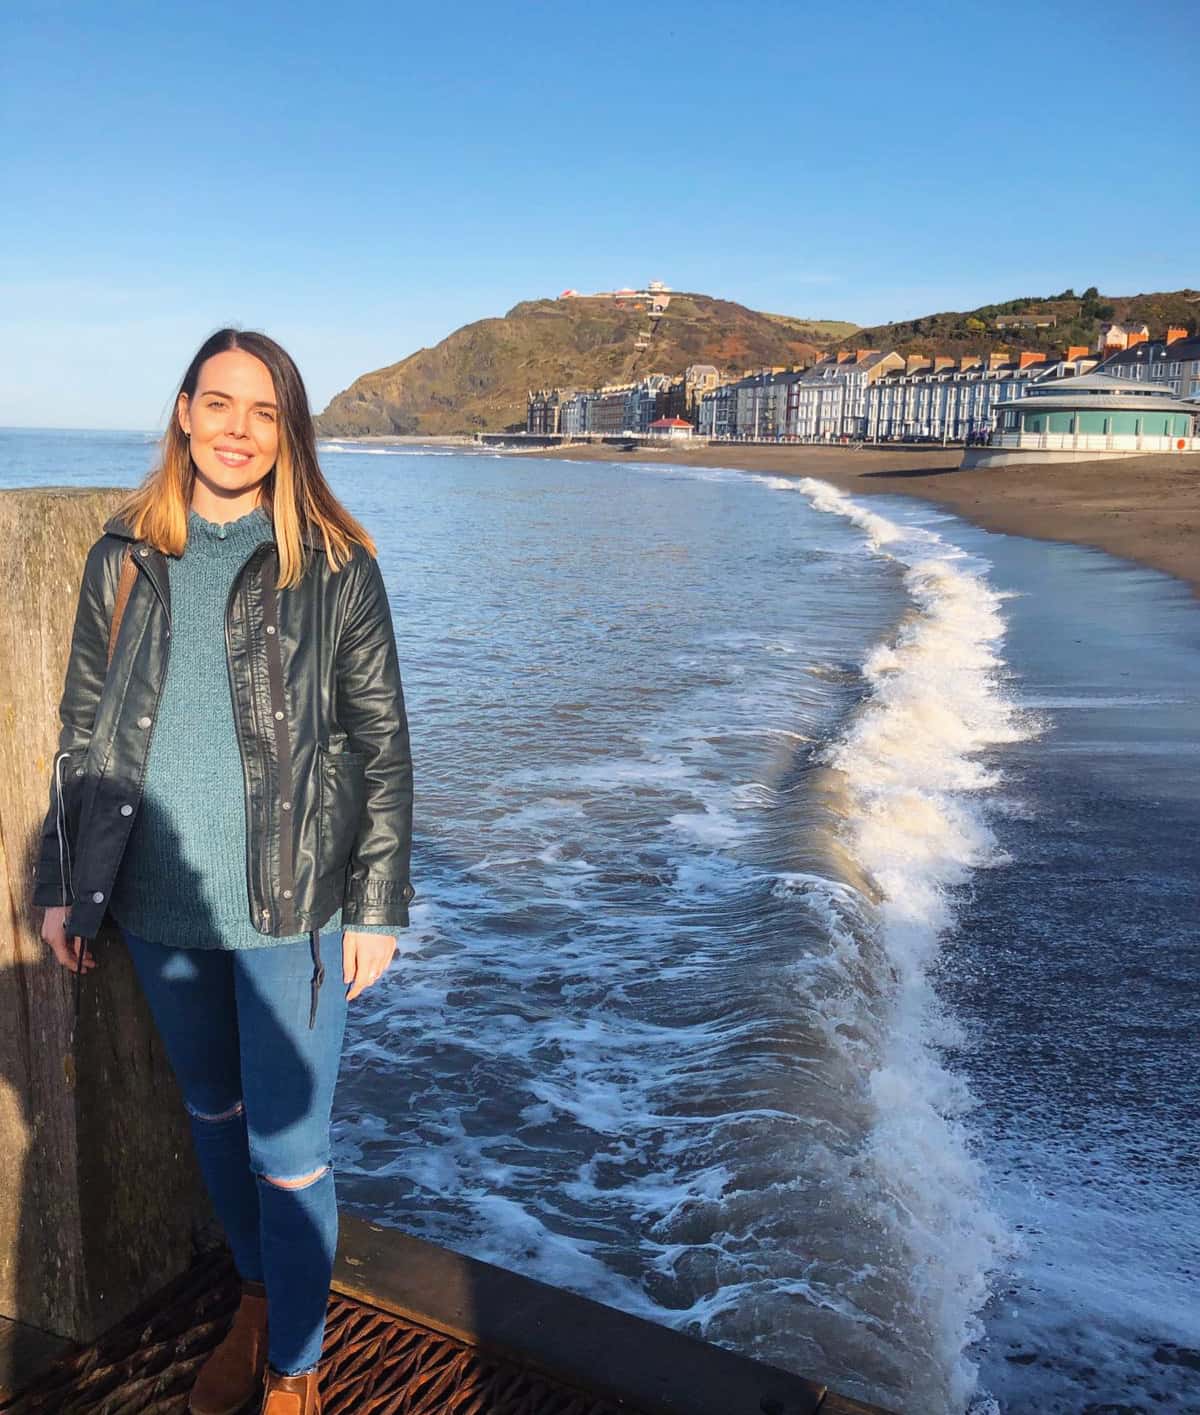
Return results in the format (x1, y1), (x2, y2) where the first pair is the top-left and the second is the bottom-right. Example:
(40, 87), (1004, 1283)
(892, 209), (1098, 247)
(106, 546), (138, 668)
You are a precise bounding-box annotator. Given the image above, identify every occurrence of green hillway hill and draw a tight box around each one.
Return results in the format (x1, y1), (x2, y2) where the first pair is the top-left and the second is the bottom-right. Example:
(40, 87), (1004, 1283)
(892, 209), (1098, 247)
(313, 293), (852, 437)
(848, 287), (1200, 358)
(313, 287), (1198, 437)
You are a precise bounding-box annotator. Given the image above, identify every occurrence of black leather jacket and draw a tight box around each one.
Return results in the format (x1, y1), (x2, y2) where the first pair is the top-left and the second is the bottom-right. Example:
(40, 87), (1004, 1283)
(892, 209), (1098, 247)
(33, 508), (415, 1025)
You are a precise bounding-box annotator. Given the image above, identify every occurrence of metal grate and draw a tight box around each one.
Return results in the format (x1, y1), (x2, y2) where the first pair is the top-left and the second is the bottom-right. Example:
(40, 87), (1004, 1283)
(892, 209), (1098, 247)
(0, 1248), (635, 1415)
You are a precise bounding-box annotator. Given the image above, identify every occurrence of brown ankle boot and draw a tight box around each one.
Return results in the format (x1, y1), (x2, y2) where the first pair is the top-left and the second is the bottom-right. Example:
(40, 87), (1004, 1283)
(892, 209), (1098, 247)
(260, 1365), (321, 1414)
(188, 1279), (269, 1415)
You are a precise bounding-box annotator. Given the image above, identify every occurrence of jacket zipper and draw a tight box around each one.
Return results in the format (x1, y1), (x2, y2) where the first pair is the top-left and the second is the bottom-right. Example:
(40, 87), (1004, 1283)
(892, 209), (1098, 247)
(225, 543), (272, 933)
(133, 557), (172, 854)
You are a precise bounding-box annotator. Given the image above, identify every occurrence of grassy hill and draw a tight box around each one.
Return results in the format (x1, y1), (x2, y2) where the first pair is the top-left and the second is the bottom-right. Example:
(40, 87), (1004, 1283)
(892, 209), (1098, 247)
(847, 287), (1200, 359)
(314, 293), (845, 436)
(315, 286), (1198, 437)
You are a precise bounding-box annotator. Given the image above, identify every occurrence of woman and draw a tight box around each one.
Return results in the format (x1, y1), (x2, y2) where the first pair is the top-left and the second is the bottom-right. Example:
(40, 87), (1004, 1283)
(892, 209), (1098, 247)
(34, 327), (415, 1415)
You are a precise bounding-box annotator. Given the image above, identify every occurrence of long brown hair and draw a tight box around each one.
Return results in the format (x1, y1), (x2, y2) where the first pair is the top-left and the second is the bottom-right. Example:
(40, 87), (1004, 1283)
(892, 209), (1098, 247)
(112, 327), (376, 587)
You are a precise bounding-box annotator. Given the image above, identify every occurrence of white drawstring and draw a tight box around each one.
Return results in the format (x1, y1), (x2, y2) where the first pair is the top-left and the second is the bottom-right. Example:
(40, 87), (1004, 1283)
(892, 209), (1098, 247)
(54, 749), (86, 1018)
(53, 750), (74, 908)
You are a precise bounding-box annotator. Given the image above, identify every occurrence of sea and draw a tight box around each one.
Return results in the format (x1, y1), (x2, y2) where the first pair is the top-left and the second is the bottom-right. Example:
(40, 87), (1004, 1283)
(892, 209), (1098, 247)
(3, 425), (1197, 1415)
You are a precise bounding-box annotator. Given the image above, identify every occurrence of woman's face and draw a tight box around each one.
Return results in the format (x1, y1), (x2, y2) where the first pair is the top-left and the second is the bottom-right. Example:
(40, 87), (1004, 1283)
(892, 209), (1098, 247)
(178, 349), (279, 495)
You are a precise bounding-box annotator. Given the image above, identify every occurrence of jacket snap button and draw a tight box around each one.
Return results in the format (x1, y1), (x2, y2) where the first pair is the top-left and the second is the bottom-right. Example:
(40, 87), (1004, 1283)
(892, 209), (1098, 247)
(274, 710), (283, 720)
(120, 803), (133, 816)
(282, 889), (293, 899)
(92, 890), (104, 903)
(266, 625), (276, 635)
(281, 800), (291, 810)
(138, 547), (149, 557)
(137, 715), (152, 728)
(74, 766), (85, 776)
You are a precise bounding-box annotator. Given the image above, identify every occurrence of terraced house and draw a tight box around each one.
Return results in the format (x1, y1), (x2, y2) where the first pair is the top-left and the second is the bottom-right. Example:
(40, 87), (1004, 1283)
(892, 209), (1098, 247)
(1097, 327), (1200, 401)
(785, 350), (905, 441)
(865, 350), (1096, 442)
(732, 369), (796, 439)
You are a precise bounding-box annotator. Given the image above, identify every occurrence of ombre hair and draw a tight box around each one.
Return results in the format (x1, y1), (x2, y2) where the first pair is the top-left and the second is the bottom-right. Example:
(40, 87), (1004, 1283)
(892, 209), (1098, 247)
(112, 327), (376, 587)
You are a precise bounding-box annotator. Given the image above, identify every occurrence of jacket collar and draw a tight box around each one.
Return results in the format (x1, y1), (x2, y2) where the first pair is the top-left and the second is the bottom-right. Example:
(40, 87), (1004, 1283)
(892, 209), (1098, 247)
(103, 509), (324, 549)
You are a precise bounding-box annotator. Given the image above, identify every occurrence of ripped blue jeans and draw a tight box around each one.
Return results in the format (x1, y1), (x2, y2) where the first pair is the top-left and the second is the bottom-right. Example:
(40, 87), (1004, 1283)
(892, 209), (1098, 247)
(119, 925), (348, 1377)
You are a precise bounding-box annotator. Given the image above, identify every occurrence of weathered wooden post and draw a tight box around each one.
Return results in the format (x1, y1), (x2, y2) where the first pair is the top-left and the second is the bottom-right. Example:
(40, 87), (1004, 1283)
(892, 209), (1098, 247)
(0, 487), (211, 1394)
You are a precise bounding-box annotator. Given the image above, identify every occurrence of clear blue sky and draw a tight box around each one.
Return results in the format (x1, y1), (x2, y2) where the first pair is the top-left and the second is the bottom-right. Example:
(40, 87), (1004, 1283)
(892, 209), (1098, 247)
(2, 0), (1195, 430)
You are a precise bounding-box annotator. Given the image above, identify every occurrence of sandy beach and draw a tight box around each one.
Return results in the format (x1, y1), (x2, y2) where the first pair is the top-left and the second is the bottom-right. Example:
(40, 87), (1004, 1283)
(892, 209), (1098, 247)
(509, 442), (1200, 597)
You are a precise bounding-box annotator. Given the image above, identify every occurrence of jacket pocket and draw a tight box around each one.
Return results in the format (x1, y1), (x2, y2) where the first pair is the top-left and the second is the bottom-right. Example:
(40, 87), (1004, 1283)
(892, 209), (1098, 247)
(316, 742), (370, 885)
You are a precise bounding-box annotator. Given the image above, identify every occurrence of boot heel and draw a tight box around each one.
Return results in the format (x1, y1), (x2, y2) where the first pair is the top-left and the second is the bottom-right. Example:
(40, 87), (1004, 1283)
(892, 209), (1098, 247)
(188, 1286), (269, 1415)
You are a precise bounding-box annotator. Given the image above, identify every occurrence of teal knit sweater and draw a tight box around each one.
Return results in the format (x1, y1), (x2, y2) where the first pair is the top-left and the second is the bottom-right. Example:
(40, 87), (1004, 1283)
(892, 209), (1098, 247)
(109, 504), (401, 948)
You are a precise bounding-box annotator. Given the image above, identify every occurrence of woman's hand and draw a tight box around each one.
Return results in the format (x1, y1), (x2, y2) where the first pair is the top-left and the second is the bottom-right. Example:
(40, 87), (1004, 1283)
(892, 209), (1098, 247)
(343, 929), (396, 1002)
(40, 906), (97, 972)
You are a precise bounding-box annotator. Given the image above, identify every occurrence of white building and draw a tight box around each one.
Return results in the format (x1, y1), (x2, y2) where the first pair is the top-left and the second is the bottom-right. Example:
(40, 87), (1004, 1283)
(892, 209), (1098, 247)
(1095, 321), (1149, 353)
(786, 350), (904, 441)
(865, 352), (1092, 442)
(968, 372), (1199, 466)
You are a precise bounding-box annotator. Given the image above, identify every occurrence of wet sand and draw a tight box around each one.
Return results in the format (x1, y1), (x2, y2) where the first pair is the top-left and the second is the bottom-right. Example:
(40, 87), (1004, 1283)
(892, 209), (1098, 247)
(510, 443), (1200, 597)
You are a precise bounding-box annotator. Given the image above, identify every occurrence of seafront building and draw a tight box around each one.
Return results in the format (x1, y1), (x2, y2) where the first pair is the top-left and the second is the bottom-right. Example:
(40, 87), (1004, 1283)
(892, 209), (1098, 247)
(588, 384), (636, 435)
(865, 350), (1098, 442)
(529, 327), (1196, 444)
(785, 350), (904, 440)
(535, 367), (721, 436)
(964, 372), (1199, 465)
(559, 390), (592, 436)
(697, 378), (736, 438)
(526, 388), (562, 435)
(649, 416), (695, 439)
(1096, 329), (1200, 400)
(675, 364), (721, 418)
(731, 369), (796, 439)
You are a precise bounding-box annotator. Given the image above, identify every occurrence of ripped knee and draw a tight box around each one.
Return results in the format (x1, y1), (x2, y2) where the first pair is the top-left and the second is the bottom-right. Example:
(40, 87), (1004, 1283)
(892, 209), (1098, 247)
(186, 1098), (244, 1122)
(259, 1165), (329, 1191)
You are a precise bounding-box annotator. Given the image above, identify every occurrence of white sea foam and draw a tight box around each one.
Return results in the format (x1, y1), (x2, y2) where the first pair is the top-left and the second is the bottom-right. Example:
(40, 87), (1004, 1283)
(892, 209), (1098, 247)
(318, 441), (458, 456)
(785, 478), (1039, 1412)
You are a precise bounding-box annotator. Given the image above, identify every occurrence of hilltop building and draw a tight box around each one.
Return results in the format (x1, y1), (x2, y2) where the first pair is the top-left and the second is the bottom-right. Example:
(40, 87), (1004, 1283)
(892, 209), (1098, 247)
(557, 281), (674, 302)
(1095, 321), (1150, 354)
(995, 313), (1057, 329)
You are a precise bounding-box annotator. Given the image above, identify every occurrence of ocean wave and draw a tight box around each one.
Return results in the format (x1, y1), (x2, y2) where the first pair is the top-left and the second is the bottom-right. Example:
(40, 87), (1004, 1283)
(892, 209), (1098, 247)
(318, 440), (459, 456)
(789, 478), (1040, 1413)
